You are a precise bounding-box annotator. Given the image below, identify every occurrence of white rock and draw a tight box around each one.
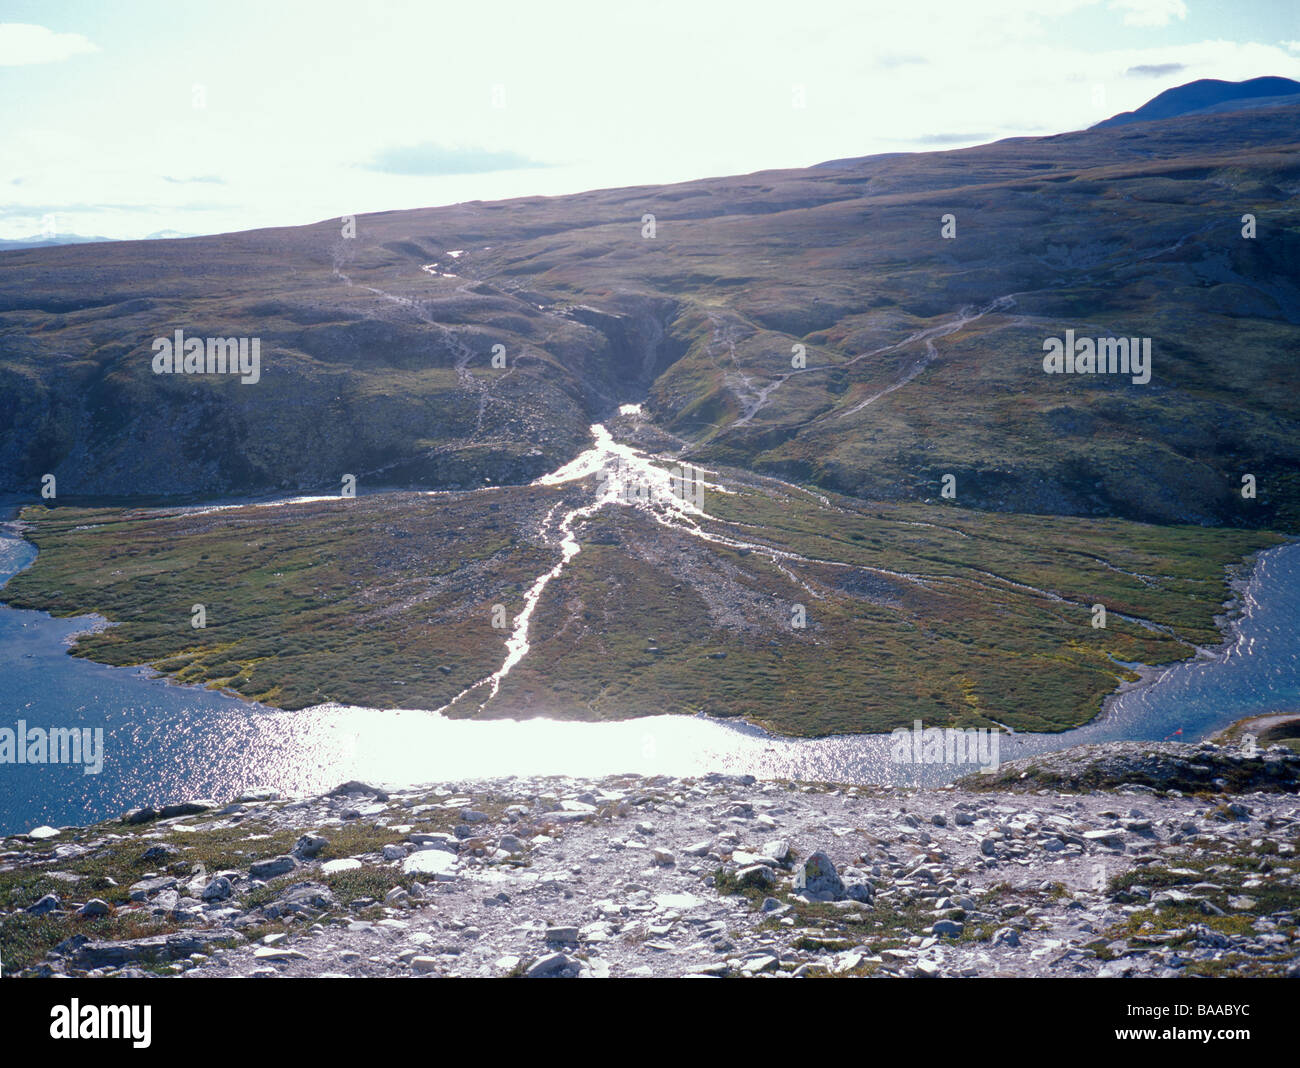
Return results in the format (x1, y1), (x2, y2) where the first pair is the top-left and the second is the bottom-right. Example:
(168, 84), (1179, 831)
(653, 891), (704, 910)
(402, 850), (456, 876)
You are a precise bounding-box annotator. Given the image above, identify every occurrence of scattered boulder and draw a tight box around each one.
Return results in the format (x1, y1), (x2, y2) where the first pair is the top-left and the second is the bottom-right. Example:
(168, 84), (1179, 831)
(27, 893), (62, 915)
(844, 881), (873, 903)
(159, 800), (215, 819)
(328, 781), (389, 802)
(72, 931), (239, 969)
(761, 839), (791, 863)
(293, 834), (329, 859)
(201, 877), (233, 902)
(793, 851), (845, 902)
(525, 952), (577, 978)
(27, 825), (61, 841)
(409, 832), (458, 853)
(249, 856), (297, 881)
(138, 844), (179, 864)
(128, 876), (177, 901)
(401, 850), (456, 876)
(261, 882), (336, 919)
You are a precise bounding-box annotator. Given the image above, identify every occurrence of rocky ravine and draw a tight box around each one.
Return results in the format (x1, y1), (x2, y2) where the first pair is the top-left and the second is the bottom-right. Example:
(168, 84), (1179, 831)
(3, 742), (1298, 979)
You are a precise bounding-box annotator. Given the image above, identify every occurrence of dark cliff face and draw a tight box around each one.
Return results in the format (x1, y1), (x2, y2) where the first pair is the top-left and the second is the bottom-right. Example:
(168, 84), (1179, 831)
(1, 102), (1298, 528)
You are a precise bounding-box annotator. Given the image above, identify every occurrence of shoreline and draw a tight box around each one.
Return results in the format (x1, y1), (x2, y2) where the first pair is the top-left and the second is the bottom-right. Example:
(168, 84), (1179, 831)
(1091, 542), (1288, 733)
(0, 518), (1295, 831)
(0, 512), (1291, 743)
(1212, 708), (1300, 746)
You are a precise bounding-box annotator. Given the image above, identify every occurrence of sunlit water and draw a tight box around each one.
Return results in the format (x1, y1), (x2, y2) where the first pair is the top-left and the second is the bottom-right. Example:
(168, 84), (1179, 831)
(1, 479), (1297, 835)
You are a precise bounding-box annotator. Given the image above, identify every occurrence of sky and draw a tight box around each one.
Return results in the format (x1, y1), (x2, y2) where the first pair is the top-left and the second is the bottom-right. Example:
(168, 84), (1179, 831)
(2, 0), (1298, 240)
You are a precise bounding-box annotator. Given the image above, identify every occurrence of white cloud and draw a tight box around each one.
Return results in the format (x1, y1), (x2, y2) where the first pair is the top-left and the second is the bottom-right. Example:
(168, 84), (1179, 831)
(4, 2), (1299, 240)
(0, 23), (97, 66)
(1109, 0), (1188, 28)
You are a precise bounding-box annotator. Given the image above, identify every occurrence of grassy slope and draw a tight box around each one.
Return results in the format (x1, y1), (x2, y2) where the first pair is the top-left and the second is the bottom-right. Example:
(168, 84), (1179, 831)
(0, 107), (1296, 528)
(5, 481), (1279, 735)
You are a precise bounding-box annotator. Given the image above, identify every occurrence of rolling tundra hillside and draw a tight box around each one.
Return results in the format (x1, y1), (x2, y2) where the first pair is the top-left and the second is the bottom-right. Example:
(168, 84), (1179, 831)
(2, 98), (1297, 735)
(1, 103), (1297, 529)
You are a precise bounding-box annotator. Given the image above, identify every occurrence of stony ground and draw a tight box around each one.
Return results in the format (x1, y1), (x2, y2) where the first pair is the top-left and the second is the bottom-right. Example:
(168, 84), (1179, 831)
(3, 741), (1298, 979)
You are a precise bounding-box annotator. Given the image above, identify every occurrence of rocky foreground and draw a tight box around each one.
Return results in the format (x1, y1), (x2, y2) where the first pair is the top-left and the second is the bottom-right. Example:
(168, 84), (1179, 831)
(3, 741), (1299, 979)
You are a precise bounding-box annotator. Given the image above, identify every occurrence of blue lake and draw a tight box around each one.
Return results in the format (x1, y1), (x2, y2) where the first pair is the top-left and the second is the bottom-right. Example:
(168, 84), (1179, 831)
(1, 525), (1297, 836)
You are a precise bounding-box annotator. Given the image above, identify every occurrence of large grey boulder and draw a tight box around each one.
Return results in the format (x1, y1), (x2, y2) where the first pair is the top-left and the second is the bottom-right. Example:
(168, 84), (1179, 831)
(201, 876), (233, 902)
(525, 952), (578, 978)
(26, 893), (62, 915)
(293, 834), (329, 858)
(793, 851), (845, 902)
(329, 781), (389, 801)
(249, 855), (297, 881)
(128, 876), (177, 901)
(71, 930), (238, 969)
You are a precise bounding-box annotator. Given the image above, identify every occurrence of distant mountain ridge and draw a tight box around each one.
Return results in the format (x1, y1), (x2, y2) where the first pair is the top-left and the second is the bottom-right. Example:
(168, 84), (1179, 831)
(0, 234), (112, 251)
(1092, 75), (1300, 129)
(0, 230), (194, 251)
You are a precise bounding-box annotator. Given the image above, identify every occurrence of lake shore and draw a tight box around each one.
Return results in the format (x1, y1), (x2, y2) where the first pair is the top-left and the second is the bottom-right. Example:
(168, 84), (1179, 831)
(0, 504), (1296, 835)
